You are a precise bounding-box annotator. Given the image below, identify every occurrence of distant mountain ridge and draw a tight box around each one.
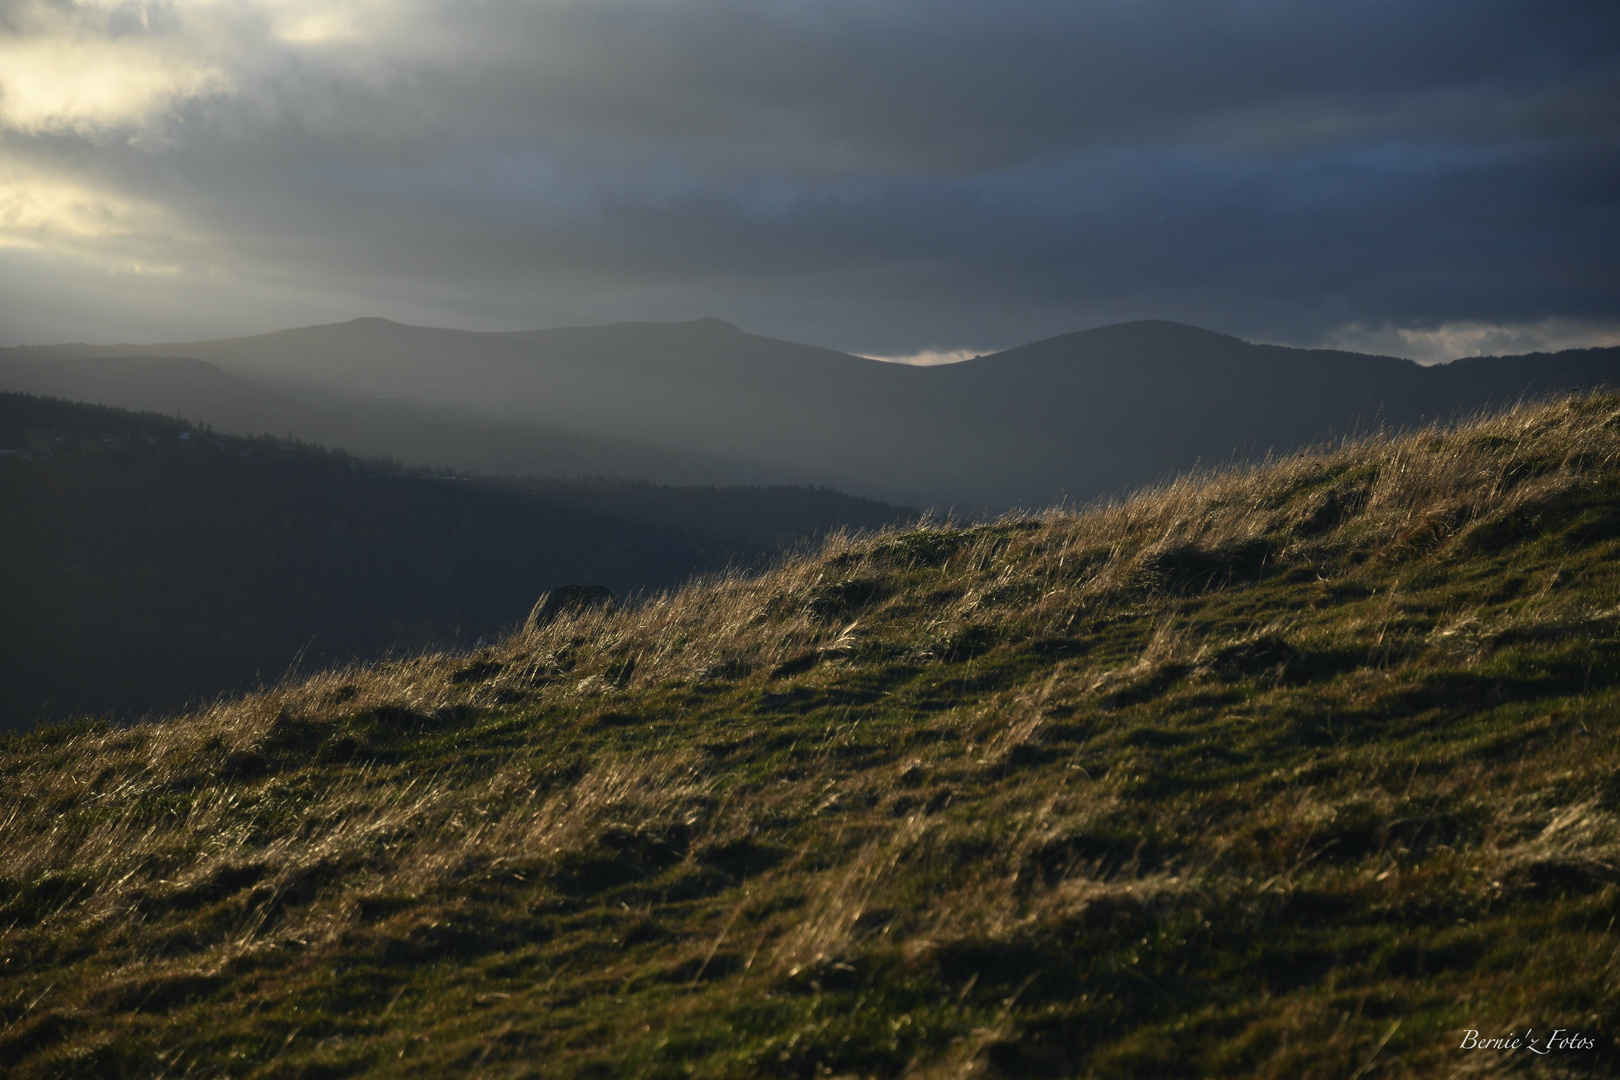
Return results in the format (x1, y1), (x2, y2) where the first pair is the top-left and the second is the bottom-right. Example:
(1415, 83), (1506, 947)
(0, 352), (757, 487)
(4, 317), (1617, 509)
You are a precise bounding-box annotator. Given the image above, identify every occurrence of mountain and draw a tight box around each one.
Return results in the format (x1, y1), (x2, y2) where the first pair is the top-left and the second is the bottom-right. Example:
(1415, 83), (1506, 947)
(0, 392), (912, 730)
(4, 393), (1618, 1076)
(5, 317), (1619, 509)
(0, 353), (759, 486)
(920, 320), (1620, 506)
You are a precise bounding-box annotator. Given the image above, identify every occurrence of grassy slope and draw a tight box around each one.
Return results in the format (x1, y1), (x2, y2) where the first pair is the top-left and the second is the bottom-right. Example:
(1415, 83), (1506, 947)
(5, 396), (1620, 1078)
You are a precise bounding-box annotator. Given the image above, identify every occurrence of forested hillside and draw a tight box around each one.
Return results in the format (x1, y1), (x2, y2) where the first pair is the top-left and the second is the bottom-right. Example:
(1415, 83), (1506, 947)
(0, 393), (910, 729)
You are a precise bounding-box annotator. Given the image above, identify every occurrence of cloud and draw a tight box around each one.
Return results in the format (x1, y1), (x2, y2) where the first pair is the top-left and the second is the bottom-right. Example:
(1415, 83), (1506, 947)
(0, 0), (1614, 350)
(0, 160), (189, 278)
(1321, 319), (1620, 365)
(861, 349), (982, 367)
(0, 1), (227, 136)
(0, 37), (225, 136)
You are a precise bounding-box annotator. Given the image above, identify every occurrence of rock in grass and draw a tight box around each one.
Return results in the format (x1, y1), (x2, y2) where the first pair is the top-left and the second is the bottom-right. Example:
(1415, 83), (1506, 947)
(525, 585), (613, 632)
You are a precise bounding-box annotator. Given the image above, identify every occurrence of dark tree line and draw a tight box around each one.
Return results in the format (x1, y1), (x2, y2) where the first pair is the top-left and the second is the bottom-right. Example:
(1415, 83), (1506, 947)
(0, 393), (911, 729)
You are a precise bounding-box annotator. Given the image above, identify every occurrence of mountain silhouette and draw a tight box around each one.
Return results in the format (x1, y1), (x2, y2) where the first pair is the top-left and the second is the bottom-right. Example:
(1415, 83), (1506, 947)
(5, 318), (1617, 509)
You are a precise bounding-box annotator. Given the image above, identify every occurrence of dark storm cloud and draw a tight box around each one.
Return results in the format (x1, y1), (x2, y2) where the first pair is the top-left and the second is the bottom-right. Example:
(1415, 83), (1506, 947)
(0, 0), (1615, 356)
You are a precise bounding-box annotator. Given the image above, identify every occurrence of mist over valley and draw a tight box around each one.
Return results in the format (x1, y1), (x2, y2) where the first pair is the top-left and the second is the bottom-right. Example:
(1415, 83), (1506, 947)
(7, 316), (1617, 512)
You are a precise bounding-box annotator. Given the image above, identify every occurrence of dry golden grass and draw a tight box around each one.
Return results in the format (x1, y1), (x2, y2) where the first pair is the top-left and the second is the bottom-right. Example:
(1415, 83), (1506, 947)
(4, 394), (1620, 1077)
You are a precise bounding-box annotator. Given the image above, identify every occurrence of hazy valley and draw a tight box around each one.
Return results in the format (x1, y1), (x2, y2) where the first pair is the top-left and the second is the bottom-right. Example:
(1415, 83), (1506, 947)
(8, 316), (1618, 732)
(7, 317), (1618, 511)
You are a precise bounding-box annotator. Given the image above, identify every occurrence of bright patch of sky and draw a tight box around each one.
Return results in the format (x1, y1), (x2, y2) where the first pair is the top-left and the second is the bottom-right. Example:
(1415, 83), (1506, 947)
(1322, 320), (1620, 365)
(0, 0), (1614, 353)
(862, 350), (983, 367)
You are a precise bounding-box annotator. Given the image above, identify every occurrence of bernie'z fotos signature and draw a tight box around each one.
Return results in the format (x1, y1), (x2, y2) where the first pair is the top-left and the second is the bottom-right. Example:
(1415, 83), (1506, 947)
(1459, 1028), (1596, 1054)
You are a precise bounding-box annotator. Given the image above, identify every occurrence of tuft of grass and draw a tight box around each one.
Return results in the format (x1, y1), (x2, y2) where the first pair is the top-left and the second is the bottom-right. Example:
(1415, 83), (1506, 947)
(5, 394), (1620, 1077)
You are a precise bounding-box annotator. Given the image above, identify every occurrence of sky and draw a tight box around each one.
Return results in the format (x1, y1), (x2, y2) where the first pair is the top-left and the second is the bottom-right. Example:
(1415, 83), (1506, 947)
(1, 0), (1617, 362)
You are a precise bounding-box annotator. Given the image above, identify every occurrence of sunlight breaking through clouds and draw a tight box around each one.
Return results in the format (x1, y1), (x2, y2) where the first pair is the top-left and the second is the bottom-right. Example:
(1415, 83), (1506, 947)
(0, 163), (181, 271)
(0, 0), (442, 137)
(0, 172), (128, 242)
(861, 349), (985, 367)
(0, 0), (1612, 350)
(0, 24), (227, 135)
(1323, 320), (1620, 365)
(267, 0), (393, 45)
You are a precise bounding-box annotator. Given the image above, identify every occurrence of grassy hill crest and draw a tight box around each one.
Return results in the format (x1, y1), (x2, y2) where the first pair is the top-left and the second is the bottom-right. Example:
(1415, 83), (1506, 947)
(5, 395), (1620, 1076)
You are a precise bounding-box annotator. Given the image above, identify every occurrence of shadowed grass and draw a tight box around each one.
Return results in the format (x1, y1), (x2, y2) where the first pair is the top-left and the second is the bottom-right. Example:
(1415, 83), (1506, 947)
(5, 395), (1620, 1077)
